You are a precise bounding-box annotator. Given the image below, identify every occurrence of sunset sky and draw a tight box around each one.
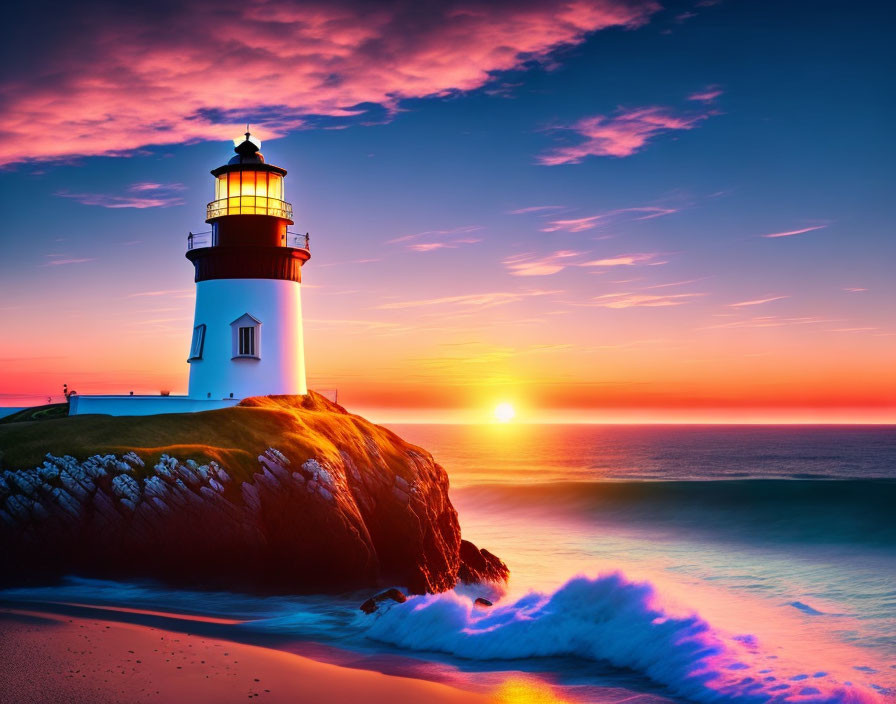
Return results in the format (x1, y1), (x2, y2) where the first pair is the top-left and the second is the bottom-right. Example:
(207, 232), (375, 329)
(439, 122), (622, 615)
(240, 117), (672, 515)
(1, 0), (893, 422)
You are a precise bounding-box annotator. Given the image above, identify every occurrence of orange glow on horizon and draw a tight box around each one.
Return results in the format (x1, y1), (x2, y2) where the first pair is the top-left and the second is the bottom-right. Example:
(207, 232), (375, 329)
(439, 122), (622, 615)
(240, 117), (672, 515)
(0, 247), (893, 424)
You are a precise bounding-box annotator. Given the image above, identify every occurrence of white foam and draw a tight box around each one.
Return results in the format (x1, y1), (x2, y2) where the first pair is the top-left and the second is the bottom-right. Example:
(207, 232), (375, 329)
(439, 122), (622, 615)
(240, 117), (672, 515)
(364, 572), (883, 703)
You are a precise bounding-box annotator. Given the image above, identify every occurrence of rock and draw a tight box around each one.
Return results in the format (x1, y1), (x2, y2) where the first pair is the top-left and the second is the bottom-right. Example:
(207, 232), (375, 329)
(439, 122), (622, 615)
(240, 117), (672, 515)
(111, 474), (140, 503)
(360, 588), (407, 614)
(474, 597), (493, 608)
(457, 539), (510, 585)
(0, 392), (508, 595)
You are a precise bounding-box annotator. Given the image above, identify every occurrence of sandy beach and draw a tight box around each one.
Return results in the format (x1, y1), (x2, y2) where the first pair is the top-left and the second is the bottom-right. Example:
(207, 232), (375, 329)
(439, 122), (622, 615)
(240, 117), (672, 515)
(0, 605), (492, 704)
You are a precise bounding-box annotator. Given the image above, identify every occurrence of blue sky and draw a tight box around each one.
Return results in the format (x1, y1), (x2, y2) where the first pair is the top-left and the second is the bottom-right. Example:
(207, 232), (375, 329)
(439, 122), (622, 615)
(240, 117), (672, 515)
(1, 0), (893, 420)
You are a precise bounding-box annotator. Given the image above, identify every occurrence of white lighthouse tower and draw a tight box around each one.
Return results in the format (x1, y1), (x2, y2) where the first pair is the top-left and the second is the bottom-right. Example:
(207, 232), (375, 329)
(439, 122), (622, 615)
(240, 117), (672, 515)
(185, 132), (310, 401)
(68, 133), (310, 416)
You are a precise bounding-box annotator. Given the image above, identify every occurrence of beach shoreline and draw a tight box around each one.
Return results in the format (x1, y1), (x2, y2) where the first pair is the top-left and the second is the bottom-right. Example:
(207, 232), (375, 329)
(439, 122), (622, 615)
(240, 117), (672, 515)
(0, 604), (491, 704)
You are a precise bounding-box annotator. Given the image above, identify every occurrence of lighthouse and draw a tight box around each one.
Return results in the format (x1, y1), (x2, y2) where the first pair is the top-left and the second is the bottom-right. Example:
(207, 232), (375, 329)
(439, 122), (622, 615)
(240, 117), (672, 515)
(68, 133), (310, 416)
(185, 133), (310, 401)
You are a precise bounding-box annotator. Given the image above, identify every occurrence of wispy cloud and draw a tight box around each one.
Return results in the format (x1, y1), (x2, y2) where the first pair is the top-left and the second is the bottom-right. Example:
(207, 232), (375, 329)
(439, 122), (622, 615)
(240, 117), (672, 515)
(539, 102), (716, 164)
(388, 225), (482, 245)
(542, 216), (604, 232)
(843, 287), (867, 292)
(699, 316), (834, 331)
(57, 182), (186, 209)
(3, 2), (658, 164)
(407, 238), (481, 252)
(40, 256), (95, 267)
(729, 295), (789, 307)
(507, 205), (565, 215)
(305, 318), (408, 334)
(542, 207), (678, 232)
(688, 86), (723, 102)
(127, 289), (193, 298)
(503, 250), (666, 276)
(760, 225), (827, 239)
(389, 225), (482, 252)
(581, 253), (664, 267)
(317, 257), (382, 268)
(645, 278), (707, 289)
(377, 289), (560, 310)
(579, 292), (705, 308)
(503, 250), (585, 276)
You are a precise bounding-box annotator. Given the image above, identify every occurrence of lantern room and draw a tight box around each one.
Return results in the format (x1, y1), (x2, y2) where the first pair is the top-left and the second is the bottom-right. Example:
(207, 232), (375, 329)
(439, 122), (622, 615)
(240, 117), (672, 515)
(201, 131), (302, 251)
(210, 168), (287, 218)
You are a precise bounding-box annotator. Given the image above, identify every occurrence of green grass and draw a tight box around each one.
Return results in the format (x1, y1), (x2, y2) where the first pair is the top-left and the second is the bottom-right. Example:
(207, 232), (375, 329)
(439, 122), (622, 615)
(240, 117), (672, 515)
(0, 403), (70, 424)
(0, 393), (418, 482)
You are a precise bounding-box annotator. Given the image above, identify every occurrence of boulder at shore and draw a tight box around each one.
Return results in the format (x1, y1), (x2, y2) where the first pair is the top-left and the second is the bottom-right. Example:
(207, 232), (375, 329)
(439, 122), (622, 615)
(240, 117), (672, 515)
(0, 393), (507, 594)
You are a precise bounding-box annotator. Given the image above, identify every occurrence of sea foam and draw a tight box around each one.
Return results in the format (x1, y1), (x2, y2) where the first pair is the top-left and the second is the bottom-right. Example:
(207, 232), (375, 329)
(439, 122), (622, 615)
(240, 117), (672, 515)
(364, 572), (884, 703)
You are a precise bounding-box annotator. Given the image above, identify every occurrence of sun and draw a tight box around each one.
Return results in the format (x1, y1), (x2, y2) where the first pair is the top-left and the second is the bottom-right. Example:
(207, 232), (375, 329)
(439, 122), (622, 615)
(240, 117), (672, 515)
(494, 402), (516, 423)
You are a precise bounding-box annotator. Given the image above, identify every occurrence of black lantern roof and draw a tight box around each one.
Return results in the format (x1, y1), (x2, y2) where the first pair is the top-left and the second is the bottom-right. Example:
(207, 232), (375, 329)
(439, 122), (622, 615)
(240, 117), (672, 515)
(211, 131), (287, 177)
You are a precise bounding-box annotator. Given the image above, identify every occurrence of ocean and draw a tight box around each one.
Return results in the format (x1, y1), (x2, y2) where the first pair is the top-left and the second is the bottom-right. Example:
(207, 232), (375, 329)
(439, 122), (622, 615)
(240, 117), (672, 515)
(3, 424), (895, 702)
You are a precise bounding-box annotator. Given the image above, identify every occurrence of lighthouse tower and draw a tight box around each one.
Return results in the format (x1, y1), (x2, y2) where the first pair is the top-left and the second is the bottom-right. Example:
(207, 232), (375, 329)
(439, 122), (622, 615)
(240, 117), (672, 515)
(185, 133), (310, 401)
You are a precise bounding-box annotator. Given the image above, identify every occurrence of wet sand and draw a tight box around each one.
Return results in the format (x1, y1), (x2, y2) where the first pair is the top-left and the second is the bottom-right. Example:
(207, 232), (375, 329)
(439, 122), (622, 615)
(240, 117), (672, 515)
(0, 606), (491, 704)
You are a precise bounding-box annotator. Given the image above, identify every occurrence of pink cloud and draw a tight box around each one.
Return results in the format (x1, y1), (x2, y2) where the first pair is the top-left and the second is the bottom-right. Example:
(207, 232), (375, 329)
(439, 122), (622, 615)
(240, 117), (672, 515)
(580, 252), (662, 267)
(378, 289), (561, 309)
(388, 225), (482, 245)
(40, 257), (95, 267)
(407, 238), (481, 252)
(729, 295), (789, 307)
(688, 86), (723, 102)
(542, 206), (678, 232)
(3, 1), (659, 164)
(126, 289), (193, 298)
(390, 225), (482, 252)
(503, 250), (585, 276)
(760, 225), (827, 238)
(542, 215), (604, 232)
(539, 104), (713, 164)
(503, 249), (665, 275)
(698, 316), (831, 331)
(645, 278), (706, 289)
(843, 287), (867, 292)
(582, 292), (704, 308)
(56, 182), (186, 209)
(507, 205), (566, 215)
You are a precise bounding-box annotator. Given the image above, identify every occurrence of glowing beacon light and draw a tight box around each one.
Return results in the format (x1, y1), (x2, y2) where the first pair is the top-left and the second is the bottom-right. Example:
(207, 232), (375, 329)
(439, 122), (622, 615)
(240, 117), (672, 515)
(185, 131), (311, 401)
(207, 132), (291, 220)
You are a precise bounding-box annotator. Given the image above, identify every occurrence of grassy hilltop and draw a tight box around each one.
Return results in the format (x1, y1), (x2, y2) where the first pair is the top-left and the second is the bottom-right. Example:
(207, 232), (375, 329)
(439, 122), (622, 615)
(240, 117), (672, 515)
(0, 393), (412, 483)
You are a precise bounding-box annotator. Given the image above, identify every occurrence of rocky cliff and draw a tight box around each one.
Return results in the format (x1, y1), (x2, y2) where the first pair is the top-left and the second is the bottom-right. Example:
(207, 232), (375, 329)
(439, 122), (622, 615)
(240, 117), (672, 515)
(0, 393), (507, 594)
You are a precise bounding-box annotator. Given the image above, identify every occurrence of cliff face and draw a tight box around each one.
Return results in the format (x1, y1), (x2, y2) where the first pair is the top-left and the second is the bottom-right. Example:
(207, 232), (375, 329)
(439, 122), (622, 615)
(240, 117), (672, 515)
(0, 393), (507, 594)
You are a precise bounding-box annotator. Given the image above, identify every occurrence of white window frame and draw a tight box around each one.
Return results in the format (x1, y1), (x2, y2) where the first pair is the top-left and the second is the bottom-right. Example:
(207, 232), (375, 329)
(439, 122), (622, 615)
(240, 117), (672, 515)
(238, 326), (255, 356)
(230, 313), (261, 359)
(188, 324), (206, 361)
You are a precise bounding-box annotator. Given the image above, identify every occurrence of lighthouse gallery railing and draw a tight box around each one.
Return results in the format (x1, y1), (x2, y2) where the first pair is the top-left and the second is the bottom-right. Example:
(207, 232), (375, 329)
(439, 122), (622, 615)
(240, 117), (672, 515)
(206, 197), (293, 220)
(187, 231), (310, 251)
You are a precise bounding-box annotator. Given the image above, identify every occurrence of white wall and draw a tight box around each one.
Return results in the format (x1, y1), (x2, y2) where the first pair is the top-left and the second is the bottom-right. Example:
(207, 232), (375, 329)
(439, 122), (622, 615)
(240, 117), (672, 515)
(70, 396), (239, 416)
(187, 278), (307, 400)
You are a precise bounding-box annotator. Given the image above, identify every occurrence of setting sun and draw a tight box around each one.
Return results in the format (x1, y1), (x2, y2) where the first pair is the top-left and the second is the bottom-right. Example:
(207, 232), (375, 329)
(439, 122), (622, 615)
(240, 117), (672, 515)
(494, 402), (516, 423)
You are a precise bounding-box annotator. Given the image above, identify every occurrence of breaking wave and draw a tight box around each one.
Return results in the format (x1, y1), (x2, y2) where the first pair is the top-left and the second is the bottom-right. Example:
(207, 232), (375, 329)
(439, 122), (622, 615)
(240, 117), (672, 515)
(364, 572), (885, 703)
(1, 572), (890, 702)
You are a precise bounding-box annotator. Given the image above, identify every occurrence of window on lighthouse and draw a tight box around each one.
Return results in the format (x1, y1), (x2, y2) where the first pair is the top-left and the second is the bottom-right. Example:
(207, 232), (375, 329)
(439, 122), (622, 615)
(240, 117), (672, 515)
(231, 314), (261, 359)
(188, 324), (206, 361)
(239, 327), (255, 356)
